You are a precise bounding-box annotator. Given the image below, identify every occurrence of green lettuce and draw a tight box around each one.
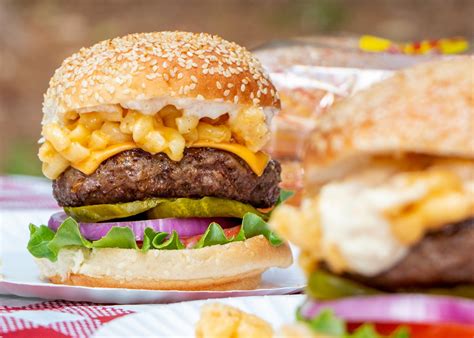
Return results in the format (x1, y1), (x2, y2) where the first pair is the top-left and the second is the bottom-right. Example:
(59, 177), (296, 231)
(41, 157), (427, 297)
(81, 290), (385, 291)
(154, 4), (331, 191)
(194, 213), (283, 249)
(27, 212), (283, 262)
(297, 309), (410, 338)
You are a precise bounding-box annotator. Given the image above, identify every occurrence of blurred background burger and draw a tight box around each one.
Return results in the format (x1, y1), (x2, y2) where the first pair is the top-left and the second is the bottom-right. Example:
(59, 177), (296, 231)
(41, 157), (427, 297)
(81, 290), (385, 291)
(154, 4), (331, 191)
(271, 57), (474, 298)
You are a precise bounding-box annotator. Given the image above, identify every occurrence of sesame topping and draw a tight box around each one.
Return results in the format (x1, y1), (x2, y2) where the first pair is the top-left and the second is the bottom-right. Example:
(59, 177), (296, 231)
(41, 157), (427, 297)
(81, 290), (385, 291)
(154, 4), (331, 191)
(43, 31), (279, 117)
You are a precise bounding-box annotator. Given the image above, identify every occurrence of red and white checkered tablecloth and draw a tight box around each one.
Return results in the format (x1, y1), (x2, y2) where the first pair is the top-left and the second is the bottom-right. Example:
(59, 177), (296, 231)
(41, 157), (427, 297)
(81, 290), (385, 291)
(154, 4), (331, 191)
(0, 176), (59, 210)
(0, 176), (138, 337)
(0, 296), (136, 338)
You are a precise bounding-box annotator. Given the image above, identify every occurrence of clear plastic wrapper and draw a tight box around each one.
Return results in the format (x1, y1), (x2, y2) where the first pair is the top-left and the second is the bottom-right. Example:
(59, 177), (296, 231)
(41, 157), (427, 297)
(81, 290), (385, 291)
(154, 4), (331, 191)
(253, 36), (456, 204)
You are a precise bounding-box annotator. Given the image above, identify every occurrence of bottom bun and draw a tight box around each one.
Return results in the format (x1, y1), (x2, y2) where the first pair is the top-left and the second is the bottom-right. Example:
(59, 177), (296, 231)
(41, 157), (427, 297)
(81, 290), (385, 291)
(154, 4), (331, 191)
(36, 235), (293, 291)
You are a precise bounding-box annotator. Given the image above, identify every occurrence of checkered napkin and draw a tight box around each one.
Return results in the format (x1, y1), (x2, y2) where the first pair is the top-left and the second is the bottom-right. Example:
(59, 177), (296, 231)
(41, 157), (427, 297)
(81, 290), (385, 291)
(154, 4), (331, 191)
(0, 297), (134, 338)
(0, 176), (59, 210)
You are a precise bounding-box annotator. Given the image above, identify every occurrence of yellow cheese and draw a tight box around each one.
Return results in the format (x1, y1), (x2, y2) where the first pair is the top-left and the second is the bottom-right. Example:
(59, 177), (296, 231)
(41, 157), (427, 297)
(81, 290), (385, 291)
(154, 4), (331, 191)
(270, 167), (474, 276)
(190, 141), (270, 176)
(70, 141), (269, 177)
(72, 143), (137, 175)
(387, 170), (474, 244)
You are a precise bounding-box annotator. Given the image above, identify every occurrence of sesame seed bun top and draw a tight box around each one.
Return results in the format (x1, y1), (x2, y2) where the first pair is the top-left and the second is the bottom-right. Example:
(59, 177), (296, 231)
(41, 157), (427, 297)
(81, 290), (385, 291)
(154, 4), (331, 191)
(305, 57), (474, 171)
(42, 31), (280, 123)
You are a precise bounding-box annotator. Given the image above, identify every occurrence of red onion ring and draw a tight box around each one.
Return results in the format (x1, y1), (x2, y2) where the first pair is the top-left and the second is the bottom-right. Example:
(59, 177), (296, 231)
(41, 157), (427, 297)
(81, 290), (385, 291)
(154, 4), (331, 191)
(48, 212), (240, 241)
(299, 294), (474, 325)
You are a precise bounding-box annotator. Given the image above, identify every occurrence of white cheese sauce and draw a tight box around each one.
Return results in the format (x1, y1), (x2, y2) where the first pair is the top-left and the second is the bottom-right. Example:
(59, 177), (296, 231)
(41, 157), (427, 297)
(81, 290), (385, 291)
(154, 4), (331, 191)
(319, 178), (428, 276)
(56, 97), (277, 128)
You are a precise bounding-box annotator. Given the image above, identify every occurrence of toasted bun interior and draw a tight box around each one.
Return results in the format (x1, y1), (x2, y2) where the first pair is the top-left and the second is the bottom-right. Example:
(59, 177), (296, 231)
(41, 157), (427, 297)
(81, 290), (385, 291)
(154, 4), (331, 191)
(36, 236), (293, 290)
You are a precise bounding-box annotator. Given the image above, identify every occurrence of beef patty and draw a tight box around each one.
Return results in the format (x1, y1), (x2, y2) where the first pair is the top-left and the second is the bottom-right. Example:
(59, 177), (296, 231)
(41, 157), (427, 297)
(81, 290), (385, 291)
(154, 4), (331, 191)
(53, 148), (281, 208)
(345, 218), (474, 291)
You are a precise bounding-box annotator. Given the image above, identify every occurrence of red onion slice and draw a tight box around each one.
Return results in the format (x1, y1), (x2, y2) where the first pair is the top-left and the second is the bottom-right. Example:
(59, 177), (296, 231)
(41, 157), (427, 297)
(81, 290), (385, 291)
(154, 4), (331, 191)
(48, 212), (240, 241)
(300, 294), (474, 325)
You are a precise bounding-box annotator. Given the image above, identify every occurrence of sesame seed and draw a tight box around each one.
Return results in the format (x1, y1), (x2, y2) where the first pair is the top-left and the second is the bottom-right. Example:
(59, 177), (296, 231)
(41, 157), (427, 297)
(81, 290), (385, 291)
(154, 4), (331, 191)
(43, 31), (279, 114)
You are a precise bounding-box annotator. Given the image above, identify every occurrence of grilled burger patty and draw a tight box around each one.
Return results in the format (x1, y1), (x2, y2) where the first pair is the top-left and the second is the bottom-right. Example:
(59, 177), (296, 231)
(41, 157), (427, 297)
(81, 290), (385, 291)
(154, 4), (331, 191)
(345, 218), (474, 290)
(53, 148), (281, 208)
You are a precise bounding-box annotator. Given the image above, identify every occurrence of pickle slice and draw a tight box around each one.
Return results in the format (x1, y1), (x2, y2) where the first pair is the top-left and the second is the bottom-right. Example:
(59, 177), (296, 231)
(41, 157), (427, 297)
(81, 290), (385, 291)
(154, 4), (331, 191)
(307, 270), (474, 299)
(147, 196), (268, 220)
(307, 270), (381, 300)
(64, 199), (165, 222)
(64, 197), (268, 223)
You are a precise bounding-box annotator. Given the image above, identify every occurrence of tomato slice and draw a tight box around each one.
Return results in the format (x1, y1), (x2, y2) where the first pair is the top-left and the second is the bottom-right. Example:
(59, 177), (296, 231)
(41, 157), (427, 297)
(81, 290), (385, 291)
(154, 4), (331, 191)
(348, 322), (474, 338)
(182, 225), (242, 248)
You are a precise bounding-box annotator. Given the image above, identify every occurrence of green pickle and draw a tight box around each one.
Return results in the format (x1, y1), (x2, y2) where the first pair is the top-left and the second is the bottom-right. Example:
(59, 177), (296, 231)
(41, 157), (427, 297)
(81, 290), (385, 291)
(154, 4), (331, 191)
(307, 270), (381, 300)
(307, 270), (474, 299)
(147, 196), (268, 220)
(65, 197), (268, 223)
(64, 199), (165, 222)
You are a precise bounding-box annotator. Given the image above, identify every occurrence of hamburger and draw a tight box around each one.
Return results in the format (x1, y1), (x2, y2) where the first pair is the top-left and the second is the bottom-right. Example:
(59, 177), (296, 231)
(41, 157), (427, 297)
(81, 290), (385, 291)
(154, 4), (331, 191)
(270, 57), (474, 298)
(27, 31), (293, 290)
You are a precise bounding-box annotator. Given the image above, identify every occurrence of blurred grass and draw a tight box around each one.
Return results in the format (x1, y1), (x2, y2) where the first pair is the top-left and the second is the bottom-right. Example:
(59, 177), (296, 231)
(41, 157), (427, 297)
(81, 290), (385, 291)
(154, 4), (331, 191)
(3, 140), (42, 176)
(268, 0), (346, 33)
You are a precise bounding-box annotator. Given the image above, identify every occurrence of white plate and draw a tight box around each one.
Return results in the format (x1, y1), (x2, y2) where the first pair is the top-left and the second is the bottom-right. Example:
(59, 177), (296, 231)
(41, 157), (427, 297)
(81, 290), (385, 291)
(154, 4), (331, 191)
(0, 210), (305, 304)
(94, 294), (305, 337)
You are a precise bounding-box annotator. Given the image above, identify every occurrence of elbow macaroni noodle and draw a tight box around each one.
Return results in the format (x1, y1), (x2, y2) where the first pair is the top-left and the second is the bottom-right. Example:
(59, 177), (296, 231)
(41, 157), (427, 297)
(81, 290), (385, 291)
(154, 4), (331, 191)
(39, 105), (270, 179)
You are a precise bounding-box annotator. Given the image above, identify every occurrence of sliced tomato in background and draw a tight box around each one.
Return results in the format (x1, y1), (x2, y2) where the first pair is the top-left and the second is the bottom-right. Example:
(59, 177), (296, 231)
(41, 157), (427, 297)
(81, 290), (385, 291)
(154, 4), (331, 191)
(348, 322), (474, 338)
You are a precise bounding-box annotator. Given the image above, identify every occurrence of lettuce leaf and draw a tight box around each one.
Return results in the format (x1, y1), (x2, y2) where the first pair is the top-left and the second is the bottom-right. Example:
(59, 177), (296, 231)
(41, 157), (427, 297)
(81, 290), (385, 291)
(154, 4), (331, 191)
(27, 212), (282, 262)
(193, 213), (283, 249)
(274, 189), (294, 208)
(297, 309), (410, 338)
(305, 309), (346, 336)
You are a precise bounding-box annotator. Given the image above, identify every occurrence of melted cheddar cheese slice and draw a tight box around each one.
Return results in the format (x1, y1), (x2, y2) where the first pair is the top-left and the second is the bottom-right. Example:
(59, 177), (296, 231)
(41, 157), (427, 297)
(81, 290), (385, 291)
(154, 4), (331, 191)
(190, 141), (270, 176)
(72, 143), (137, 175)
(71, 141), (269, 177)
